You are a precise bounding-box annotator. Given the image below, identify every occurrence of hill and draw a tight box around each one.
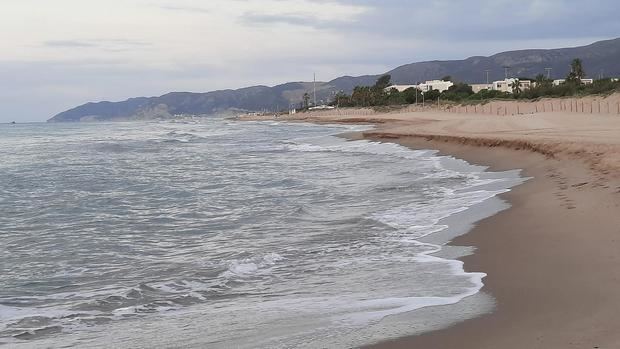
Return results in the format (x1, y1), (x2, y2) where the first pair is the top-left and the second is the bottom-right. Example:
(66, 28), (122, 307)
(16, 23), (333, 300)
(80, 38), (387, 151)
(49, 38), (620, 122)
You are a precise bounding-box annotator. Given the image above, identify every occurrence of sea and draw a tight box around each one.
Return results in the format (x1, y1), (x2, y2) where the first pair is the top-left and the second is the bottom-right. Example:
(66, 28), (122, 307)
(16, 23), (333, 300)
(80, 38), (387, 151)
(0, 118), (524, 348)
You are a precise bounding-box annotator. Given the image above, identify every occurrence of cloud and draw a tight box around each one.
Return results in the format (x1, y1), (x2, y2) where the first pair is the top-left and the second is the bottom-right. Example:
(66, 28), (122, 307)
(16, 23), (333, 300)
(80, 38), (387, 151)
(41, 39), (152, 53)
(44, 40), (97, 48)
(309, 0), (620, 42)
(240, 12), (345, 29)
(159, 5), (210, 14)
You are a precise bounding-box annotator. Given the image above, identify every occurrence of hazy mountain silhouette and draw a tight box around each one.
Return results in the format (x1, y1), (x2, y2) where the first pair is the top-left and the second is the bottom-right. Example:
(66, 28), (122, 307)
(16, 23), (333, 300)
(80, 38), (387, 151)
(49, 38), (620, 122)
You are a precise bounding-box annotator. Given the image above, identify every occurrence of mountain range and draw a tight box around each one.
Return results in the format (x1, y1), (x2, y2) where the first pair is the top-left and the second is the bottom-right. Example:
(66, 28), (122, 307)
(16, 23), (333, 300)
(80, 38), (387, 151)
(49, 38), (620, 122)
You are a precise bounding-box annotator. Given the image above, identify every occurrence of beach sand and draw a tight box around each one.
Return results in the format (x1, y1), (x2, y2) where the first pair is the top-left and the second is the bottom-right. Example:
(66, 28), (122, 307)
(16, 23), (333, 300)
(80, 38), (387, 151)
(240, 97), (620, 348)
(365, 138), (620, 349)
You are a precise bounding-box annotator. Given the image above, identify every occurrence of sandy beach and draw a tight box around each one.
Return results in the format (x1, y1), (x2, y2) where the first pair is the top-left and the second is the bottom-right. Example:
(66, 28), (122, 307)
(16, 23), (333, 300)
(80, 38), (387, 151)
(240, 95), (620, 348)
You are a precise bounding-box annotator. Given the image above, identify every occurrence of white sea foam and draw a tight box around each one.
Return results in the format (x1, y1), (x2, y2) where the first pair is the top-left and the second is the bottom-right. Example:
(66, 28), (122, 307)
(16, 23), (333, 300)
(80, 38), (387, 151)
(282, 132), (521, 338)
(287, 139), (435, 161)
(221, 253), (285, 278)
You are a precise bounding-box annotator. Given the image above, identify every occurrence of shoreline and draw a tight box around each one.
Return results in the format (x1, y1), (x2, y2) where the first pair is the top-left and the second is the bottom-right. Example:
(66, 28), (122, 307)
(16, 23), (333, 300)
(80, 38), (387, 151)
(240, 107), (620, 348)
(362, 136), (620, 348)
(363, 125), (620, 349)
(363, 128), (620, 348)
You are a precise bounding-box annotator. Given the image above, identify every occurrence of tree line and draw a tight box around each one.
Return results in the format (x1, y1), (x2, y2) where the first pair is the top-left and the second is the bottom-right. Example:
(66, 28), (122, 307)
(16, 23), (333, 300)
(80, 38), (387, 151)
(331, 59), (620, 108)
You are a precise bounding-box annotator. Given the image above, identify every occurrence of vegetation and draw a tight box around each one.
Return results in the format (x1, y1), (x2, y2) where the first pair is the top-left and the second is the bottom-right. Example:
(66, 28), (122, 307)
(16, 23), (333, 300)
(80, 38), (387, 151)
(330, 59), (620, 109)
(566, 58), (586, 84)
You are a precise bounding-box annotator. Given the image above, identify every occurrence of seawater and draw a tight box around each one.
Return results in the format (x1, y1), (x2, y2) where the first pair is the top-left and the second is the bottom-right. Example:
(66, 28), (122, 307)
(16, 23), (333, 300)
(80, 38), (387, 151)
(0, 119), (523, 348)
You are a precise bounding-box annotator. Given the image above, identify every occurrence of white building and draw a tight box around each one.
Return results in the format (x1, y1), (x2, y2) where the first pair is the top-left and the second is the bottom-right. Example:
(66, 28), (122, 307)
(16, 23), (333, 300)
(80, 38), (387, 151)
(492, 78), (532, 93)
(417, 80), (454, 93)
(386, 80), (454, 93)
(553, 78), (594, 86)
(470, 83), (494, 93)
(308, 105), (335, 111)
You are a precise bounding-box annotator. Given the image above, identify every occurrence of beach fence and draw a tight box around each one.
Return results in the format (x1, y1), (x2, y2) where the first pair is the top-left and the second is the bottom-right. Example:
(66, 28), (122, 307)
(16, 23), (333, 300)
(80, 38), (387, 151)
(305, 108), (375, 117)
(447, 93), (620, 116)
(307, 94), (620, 118)
(306, 105), (437, 117)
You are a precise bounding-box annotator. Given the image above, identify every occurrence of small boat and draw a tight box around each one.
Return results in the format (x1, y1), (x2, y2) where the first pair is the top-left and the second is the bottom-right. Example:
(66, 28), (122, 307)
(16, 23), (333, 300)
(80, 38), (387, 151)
(10, 121), (16, 124)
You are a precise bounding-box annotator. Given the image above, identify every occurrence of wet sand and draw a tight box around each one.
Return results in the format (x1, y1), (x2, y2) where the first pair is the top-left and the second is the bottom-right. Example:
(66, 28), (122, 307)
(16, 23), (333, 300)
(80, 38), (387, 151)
(365, 137), (620, 349)
(240, 98), (620, 348)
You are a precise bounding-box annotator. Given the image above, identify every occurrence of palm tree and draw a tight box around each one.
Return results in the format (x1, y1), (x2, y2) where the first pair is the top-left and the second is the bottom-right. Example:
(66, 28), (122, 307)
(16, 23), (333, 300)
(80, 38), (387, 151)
(567, 58), (586, 84)
(571, 58), (586, 80)
(302, 92), (310, 108)
(511, 79), (522, 94)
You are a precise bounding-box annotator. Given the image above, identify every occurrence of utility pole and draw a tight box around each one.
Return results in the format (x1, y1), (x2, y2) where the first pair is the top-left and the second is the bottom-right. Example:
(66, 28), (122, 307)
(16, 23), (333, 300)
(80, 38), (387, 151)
(313, 73), (317, 107)
(545, 68), (553, 79)
(503, 66), (510, 80)
(484, 70), (491, 84)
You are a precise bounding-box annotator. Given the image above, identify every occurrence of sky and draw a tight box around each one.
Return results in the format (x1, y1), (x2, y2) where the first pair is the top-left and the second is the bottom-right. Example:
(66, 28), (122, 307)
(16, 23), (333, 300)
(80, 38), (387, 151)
(1, 0), (619, 122)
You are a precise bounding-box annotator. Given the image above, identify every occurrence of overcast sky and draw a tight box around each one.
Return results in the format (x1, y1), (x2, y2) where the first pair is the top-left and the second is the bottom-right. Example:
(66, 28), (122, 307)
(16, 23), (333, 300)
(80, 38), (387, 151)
(1, 0), (619, 122)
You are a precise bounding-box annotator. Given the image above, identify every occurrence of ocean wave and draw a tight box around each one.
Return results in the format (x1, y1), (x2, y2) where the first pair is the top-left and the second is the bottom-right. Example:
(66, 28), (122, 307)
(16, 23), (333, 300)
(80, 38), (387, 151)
(220, 253), (285, 279)
(159, 131), (208, 144)
(286, 139), (435, 161)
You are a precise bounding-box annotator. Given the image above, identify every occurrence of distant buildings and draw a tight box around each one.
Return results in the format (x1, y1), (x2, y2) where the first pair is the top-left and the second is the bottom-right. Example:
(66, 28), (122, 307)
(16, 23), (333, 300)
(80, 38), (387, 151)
(417, 80), (454, 93)
(308, 105), (335, 111)
(492, 78), (532, 93)
(386, 78), (529, 95)
(386, 80), (454, 93)
(553, 78), (594, 86)
(470, 84), (493, 93)
(385, 75), (608, 97)
(472, 79), (533, 94)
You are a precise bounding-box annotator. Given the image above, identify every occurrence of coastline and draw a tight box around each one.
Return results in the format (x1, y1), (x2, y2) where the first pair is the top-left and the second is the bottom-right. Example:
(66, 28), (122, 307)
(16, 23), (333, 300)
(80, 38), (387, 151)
(239, 104), (620, 348)
(364, 136), (620, 348)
